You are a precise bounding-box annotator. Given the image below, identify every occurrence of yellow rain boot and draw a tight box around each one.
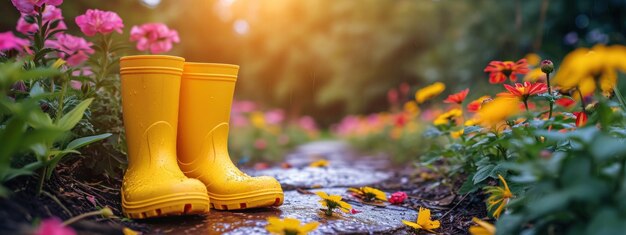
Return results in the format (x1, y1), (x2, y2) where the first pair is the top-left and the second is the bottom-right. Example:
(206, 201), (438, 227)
(177, 62), (284, 210)
(120, 55), (210, 219)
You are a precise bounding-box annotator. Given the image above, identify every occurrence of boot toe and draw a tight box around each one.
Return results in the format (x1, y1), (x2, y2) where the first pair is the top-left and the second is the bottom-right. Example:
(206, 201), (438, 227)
(208, 175), (283, 210)
(122, 177), (210, 219)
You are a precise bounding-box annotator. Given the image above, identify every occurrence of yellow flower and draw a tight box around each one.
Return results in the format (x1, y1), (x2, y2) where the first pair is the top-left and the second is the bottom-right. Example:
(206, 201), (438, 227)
(348, 186), (387, 202)
(524, 53), (541, 66)
(403, 101), (420, 115)
(469, 217), (496, 235)
(265, 217), (319, 235)
(309, 159), (329, 168)
(51, 58), (66, 69)
(553, 44), (626, 95)
(464, 118), (479, 126)
(484, 175), (514, 218)
(433, 108), (463, 126)
(315, 191), (352, 216)
(402, 207), (441, 233)
(415, 82), (446, 104)
(250, 112), (266, 128)
(450, 129), (464, 139)
(477, 97), (520, 128)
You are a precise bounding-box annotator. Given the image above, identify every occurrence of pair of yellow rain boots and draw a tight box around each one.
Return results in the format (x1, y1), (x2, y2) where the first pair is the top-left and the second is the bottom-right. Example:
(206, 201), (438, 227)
(119, 55), (284, 219)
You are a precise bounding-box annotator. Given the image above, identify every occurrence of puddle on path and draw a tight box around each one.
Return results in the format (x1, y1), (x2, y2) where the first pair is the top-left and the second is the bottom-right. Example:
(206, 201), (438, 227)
(143, 141), (413, 234)
(147, 188), (416, 234)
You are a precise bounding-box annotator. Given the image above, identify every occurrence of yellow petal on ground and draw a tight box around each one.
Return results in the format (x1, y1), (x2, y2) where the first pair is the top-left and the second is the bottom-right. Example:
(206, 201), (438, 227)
(469, 217), (496, 235)
(402, 220), (422, 230)
(300, 221), (320, 234)
(315, 191), (329, 199)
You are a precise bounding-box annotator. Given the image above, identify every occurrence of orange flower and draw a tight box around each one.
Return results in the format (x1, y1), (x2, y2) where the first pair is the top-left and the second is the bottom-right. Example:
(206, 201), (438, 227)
(574, 111), (588, 127)
(500, 82), (547, 100)
(484, 59), (530, 84)
(444, 88), (470, 104)
(467, 96), (491, 112)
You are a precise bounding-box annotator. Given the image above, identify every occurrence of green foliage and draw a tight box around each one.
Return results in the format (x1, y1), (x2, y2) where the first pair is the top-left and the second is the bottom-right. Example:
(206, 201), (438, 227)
(420, 67), (626, 232)
(0, 60), (110, 196)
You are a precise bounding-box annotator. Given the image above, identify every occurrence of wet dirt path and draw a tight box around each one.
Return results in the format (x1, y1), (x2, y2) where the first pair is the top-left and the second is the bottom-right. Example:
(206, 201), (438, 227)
(146, 141), (416, 234)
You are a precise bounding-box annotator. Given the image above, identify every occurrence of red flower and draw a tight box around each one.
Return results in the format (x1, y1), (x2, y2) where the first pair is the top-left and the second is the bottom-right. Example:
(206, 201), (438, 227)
(484, 59), (530, 84)
(467, 96), (491, 112)
(388, 191), (408, 204)
(394, 114), (408, 127)
(350, 208), (362, 214)
(501, 82), (548, 100)
(444, 88), (469, 104)
(556, 98), (576, 108)
(574, 112), (588, 127)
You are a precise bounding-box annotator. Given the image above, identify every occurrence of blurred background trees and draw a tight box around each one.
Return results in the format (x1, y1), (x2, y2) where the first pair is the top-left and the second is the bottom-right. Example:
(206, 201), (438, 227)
(2, 0), (624, 126)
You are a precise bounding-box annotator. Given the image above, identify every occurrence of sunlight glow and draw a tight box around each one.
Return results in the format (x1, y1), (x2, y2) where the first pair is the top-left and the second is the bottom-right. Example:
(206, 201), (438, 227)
(140, 0), (161, 8)
(233, 19), (249, 35)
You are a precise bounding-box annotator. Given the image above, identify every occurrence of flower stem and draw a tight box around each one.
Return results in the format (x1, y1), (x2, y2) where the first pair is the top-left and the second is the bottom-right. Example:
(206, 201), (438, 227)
(36, 167), (47, 195)
(546, 72), (554, 119)
(55, 74), (68, 121)
(613, 86), (626, 111)
(577, 88), (586, 113)
(523, 99), (529, 112)
(62, 210), (105, 226)
(325, 207), (333, 216)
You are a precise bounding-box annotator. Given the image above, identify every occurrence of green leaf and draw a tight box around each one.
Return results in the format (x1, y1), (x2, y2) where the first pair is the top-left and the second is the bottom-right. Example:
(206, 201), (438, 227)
(473, 164), (495, 184)
(1, 167), (37, 182)
(20, 67), (60, 81)
(26, 109), (53, 129)
(56, 98), (93, 131)
(66, 133), (112, 150)
(459, 173), (479, 194)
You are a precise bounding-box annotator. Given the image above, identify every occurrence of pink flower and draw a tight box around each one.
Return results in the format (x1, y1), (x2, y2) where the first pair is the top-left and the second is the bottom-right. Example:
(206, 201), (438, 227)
(75, 9), (124, 36)
(16, 5), (67, 35)
(130, 23), (180, 54)
(388, 191), (408, 204)
(231, 114), (249, 127)
(254, 139), (267, 150)
(69, 80), (82, 90)
(11, 0), (63, 14)
(71, 66), (93, 77)
(45, 33), (94, 66)
(350, 209), (362, 214)
(232, 100), (257, 114)
(0, 31), (29, 54)
(298, 116), (318, 132)
(264, 109), (285, 125)
(35, 217), (76, 235)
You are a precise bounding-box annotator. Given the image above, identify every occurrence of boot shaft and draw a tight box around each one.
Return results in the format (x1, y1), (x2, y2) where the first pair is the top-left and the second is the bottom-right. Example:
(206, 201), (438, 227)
(177, 62), (239, 163)
(120, 55), (185, 167)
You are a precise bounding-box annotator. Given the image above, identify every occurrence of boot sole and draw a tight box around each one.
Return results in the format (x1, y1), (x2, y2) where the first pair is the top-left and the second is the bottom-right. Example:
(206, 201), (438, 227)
(208, 190), (284, 210)
(122, 192), (210, 219)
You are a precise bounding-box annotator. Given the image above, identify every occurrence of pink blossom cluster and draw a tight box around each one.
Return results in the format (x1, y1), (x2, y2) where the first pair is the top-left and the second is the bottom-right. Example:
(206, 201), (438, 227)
(45, 33), (94, 66)
(10, 0), (63, 14)
(0, 31), (29, 54)
(75, 9), (124, 36)
(130, 23), (180, 54)
(16, 5), (66, 35)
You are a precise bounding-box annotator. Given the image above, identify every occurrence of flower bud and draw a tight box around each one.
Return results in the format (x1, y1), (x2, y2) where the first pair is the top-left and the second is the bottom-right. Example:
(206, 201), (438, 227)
(11, 81), (27, 93)
(100, 207), (114, 218)
(540, 60), (554, 74)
